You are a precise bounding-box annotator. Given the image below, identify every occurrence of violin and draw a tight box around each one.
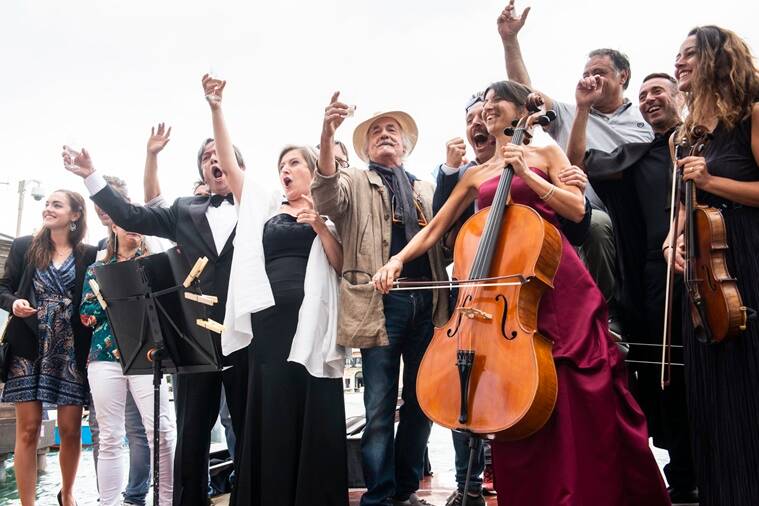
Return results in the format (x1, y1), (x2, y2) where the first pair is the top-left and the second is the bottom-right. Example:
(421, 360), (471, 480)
(415, 102), (560, 441)
(661, 128), (748, 386)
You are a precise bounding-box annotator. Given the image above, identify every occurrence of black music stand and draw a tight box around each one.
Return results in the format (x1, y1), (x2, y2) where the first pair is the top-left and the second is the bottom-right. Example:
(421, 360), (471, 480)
(93, 247), (222, 506)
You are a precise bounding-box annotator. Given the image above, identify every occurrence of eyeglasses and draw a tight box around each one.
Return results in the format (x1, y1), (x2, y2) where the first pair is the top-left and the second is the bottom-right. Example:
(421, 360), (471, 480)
(465, 92), (485, 113)
(391, 193), (428, 228)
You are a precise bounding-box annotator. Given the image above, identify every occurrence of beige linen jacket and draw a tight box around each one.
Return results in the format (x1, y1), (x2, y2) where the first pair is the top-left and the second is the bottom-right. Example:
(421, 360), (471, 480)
(312, 166), (449, 349)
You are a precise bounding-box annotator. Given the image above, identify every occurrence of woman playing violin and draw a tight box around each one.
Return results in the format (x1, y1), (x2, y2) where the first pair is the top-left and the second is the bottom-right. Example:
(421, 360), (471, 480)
(665, 25), (759, 506)
(374, 81), (669, 506)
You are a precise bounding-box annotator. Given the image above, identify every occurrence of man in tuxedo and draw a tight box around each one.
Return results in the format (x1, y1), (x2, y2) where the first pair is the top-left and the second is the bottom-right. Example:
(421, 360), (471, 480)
(63, 140), (248, 506)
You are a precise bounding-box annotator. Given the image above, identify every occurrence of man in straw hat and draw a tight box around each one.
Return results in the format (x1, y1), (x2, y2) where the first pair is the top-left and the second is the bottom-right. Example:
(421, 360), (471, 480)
(313, 92), (449, 506)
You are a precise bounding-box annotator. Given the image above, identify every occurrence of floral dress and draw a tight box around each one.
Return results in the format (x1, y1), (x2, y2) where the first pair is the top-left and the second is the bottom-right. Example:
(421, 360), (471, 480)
(79, 257), (124, 363)
(2, 255), (88, 406)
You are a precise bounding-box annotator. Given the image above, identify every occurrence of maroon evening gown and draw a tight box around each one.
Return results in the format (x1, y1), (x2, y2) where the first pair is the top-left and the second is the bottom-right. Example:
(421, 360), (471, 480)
(478, 169), (670, 506)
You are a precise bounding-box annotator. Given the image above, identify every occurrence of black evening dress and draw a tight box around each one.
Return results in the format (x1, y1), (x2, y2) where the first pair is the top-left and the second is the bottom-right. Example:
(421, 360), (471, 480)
(233, 213), (348, 506)
(683, 116), (759, 505)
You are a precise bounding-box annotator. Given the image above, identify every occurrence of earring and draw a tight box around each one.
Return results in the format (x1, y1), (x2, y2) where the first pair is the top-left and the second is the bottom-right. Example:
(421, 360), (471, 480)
(69, 221), (77, 232)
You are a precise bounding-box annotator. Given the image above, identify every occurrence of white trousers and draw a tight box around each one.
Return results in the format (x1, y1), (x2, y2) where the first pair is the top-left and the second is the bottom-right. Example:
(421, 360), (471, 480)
(88, 361), (176, 506)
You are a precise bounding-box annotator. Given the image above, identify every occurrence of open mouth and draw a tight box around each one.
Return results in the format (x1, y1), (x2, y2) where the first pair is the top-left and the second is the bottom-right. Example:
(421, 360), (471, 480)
(211, 166), (223, 180)
(472, 132), (490, 149)
(647, 105), (661, 114)
(677, 70), (691, 80)
(282, 176), (293, 188)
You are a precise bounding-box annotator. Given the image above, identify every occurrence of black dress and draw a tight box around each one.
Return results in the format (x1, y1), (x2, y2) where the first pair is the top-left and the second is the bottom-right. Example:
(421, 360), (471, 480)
(683, 116), (759, 505)
(233, 213), (349, 506)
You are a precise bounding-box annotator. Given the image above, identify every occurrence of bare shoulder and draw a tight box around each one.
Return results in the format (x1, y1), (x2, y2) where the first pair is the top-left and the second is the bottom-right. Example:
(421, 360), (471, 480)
(461, 159), (500, 188)
(528, 143), (563, 169)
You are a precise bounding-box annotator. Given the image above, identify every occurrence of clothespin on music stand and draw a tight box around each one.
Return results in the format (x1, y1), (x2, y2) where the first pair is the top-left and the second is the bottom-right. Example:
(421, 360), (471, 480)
(89, 279), (108, 310)
(183, 257), (209, 288)
(184, 292), (218, 306)
(196, 318), (225, 334)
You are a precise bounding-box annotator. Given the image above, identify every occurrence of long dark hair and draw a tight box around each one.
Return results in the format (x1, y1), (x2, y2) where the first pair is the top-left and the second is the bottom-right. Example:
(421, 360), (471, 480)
(28, 190), (87, 269)
(680, 25), (759, 141)
(484, 81), (533, 110)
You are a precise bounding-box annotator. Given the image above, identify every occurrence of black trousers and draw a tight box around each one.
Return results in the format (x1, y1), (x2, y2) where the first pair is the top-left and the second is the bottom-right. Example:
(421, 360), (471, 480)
(172, 346), (249, 506)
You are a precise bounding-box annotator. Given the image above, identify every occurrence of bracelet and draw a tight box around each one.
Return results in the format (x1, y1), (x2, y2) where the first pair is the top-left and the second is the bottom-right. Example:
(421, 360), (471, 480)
(539, 185), (556, 201)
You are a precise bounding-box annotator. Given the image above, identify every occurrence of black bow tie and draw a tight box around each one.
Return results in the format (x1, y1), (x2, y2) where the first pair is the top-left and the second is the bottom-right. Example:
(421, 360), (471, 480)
(209, 193), (234, 207)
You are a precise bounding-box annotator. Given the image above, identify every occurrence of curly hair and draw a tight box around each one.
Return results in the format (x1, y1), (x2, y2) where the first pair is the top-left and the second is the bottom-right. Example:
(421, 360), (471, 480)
(680, 25), (759, 141)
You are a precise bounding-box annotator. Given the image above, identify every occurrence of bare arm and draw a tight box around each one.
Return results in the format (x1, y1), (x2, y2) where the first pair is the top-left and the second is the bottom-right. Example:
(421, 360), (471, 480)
(687, 104), (759, 206)
(566, 76), (604, 169)
(513, 144), (585, 222)
(373, 171), (479, 292)
(144, 123), (171, 202)
(318, 92), (350, 178)
(297, 195), (344, 273)
(202, 74), (245, 203)
(497, 0), (532, 86)
(496, 1), (555, 111)
(318, 227), (343, 273)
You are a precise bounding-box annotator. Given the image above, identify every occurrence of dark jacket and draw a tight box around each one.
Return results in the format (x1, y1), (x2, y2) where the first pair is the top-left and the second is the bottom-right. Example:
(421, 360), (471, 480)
(90, 184), (235, 345)
(0, 235), (97, 373)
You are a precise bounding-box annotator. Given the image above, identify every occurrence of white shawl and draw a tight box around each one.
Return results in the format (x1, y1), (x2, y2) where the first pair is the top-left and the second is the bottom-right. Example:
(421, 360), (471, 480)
(222, 173), (345, 378)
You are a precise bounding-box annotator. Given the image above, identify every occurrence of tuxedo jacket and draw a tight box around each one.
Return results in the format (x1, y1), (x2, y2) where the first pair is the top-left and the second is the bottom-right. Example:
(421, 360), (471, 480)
(0, 235), (97, 372)
(90, 185), (235, 330)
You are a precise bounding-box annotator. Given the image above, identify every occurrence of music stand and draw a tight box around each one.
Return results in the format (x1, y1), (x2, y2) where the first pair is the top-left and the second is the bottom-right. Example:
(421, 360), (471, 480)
(93, 247), (222, 506)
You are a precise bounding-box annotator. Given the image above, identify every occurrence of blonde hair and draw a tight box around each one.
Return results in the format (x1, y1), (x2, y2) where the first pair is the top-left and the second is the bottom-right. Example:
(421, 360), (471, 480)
(277, 145), (319, 173)
(680, 25), (759, 141)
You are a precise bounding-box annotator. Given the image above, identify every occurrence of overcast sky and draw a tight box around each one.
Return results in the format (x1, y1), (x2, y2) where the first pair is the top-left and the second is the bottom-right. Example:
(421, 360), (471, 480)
(1, 0), (757, 242)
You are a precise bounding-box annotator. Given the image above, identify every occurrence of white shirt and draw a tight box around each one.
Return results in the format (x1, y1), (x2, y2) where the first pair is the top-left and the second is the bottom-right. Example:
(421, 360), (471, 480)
(205, 199), (236, 255)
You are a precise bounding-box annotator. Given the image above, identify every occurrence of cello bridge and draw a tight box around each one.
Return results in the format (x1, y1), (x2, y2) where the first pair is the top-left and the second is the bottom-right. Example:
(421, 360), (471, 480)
(457, 306), (493, 321)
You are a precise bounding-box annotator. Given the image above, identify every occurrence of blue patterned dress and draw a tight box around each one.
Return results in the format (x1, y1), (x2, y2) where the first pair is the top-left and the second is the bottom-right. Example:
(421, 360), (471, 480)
(1, 255), (88, 405)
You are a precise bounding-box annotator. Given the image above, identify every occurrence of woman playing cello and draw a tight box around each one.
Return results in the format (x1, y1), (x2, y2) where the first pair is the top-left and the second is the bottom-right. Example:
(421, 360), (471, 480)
(373, 81), (669, 506)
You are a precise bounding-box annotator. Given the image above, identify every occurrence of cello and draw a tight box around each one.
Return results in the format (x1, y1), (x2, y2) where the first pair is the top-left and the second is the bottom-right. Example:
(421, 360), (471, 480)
(660, 127), (748, 387)
(415, 103), (560, 442)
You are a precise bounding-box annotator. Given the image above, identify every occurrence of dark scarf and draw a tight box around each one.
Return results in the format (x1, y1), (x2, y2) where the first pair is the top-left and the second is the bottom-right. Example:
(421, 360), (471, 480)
(369, 162), (420, 242)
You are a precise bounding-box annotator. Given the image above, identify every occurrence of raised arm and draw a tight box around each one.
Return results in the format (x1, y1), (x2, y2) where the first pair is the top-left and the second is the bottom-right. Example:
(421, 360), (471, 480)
(505, 144), (586, 223)
(62, 147), (178, 240)
(566, 76), (604, 169)
(202, 74), (244, 203)
(497, 1), (554, 111)
(144, 123), (171, 203)
(318, 91), (351, 178)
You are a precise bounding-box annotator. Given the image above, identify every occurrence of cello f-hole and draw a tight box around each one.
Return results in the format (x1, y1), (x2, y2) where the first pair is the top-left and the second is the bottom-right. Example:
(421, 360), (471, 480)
(495, 294), (516, 340)
(448, 294), (472, 338)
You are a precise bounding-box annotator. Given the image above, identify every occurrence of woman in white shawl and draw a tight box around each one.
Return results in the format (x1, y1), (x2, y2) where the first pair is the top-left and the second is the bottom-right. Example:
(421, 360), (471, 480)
(201, 75), (348, 506)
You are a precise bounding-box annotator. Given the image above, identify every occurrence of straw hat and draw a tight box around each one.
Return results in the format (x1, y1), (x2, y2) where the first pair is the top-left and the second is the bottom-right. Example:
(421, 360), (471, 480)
(352, 110), (419, 164)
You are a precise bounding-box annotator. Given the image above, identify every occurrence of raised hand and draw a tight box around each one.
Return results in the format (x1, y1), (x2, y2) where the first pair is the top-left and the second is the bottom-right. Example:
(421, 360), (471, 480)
(322, 91), (351, 139)
(445, 137), (468, 169)
(497, 0), (531, 41)
(575, 75), (604, 109)
(202, 73), (226, 109)
(147, 123), (172, 155)
(62, 146), (95, 178)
